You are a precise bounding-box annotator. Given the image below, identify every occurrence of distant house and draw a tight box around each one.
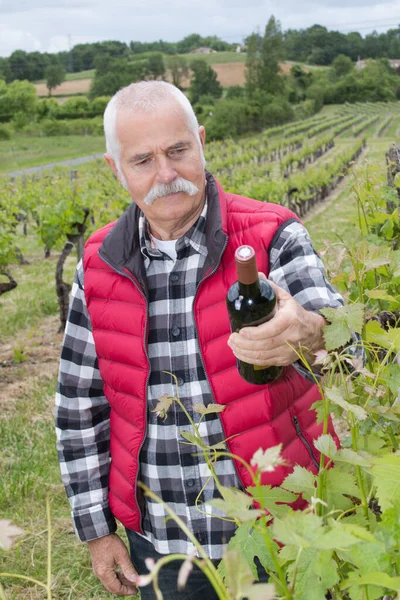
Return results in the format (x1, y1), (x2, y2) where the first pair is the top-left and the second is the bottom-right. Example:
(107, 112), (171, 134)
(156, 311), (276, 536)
(236, 45), (246, 53)
(356, 58), (366, 70)
(189, 47), (217, 54)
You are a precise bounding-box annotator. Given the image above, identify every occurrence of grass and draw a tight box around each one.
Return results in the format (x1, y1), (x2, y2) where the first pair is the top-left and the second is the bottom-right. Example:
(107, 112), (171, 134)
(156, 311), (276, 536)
(0, 376), (133, 599)
(179, 51), (246, 65)
(65, 69), (95, 81)
(0, 135), (105, 174)
(305, 136), (389, 251)
(0, 231), (77, 339)
(0, 121), (392, 599)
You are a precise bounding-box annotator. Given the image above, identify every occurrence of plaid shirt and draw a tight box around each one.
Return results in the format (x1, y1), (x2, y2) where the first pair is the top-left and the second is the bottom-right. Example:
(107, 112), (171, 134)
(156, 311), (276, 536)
(55, 206), (347, 559)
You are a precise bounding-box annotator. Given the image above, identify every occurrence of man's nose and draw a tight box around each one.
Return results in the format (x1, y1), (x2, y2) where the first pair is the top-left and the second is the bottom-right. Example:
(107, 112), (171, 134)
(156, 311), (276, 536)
(155, 156), (178, 184)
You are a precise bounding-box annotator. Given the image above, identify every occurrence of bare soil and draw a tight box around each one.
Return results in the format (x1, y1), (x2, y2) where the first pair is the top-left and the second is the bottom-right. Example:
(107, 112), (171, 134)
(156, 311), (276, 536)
(34, 79), (92, 97)
(0, 315), (62, 412)
(304, 147), (369, 225)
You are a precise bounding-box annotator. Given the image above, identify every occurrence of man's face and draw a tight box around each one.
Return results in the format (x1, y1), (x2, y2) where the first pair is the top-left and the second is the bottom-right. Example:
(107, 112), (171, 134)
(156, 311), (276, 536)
(106, 101), (206, 231)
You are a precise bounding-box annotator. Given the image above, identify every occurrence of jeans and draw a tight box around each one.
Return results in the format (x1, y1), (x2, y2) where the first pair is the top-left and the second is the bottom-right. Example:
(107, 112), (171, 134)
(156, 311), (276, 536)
(125, 529), (268, 600)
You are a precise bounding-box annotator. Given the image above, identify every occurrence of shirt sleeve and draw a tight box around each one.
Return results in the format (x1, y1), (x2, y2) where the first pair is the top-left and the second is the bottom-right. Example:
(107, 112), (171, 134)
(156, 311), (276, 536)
(55, 259), (117, 542)
(269, 220), (364, 380)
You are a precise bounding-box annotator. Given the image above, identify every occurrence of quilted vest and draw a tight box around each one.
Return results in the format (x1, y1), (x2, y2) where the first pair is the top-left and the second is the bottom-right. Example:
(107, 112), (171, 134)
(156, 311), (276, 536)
(83, 174), (336, 533)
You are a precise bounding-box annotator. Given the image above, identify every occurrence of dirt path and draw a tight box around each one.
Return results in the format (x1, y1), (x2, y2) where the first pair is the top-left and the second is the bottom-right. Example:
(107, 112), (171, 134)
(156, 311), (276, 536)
(304, 146), (369, 224)
(8, 154), (104, 178)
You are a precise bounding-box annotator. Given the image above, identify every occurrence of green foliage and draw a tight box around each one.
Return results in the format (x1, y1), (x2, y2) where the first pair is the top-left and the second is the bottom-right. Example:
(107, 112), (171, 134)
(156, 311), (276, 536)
(45, 64), (66, 96)
(166, 55), (189, 89)
(0, 79), (37, 119)
(245, 17), (285, 98)
(225, 86), (245, 100)
(36, 97), (59, 120)
(190, 60), (222, 104)
(147, 52), (166, 79)
(0, 123), (11, 140)
(205, 95), (294, 140)
(332, 54), (354, 77)
(259, 16), (285, 96)
(320, 303), (364, 350)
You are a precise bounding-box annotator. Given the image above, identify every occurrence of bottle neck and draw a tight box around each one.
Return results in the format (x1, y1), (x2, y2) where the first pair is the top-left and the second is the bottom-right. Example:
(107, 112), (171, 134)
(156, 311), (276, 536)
(238, 278), (260, 297)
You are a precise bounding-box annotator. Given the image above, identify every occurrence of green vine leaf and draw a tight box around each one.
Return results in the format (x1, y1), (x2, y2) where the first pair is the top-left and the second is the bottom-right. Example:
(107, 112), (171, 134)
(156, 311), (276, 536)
(282, 466), (317, 500)
(247, 485), (298, 518)
(207, 486), (263, 523)
(324, 386), (368, 421)
(371, 454), (400, 512)
(314, 434), (338, 458)
(218, 522), (279, 582)
(320, 303), (364, 351)
(287, 548), (339, 600)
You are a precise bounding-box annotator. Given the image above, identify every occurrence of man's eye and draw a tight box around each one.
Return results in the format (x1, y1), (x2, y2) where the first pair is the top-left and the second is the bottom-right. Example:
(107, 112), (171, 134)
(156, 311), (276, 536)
(137, 158), (150, 166)
(170, 148), (186, 156)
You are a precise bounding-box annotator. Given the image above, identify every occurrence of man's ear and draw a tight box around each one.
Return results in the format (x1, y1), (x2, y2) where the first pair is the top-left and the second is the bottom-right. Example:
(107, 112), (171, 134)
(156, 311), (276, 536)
(104, 154), (128, 190)
(104, 153), (119, 178)
(199, 126), (206, 151)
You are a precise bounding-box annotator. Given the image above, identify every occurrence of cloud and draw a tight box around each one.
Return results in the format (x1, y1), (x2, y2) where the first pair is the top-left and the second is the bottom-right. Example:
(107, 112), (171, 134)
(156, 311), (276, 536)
(0, 0), (399, 57)
(0, 24), (41, 55)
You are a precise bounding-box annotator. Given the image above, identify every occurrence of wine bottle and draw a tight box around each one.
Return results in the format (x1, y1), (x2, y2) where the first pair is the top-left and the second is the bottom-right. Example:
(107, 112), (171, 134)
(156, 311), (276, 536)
(226, 245), (282, 385)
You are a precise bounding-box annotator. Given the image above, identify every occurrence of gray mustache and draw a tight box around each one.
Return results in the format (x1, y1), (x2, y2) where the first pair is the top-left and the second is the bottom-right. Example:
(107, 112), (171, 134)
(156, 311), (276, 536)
(143, 178), (199, 206)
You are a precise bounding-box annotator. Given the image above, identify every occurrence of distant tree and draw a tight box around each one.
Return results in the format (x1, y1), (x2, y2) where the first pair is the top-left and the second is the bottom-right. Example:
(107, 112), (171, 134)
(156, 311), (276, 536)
(177, 34), (204, 54)
(167, 56), (189, 89)
(45, 64), (66, 96)
(346, 32), (364, 61)
(0, 58), (12, 83)
(332, 54), (354, 77)
(245, 33), (261, 96)
(190, 60), (222, 104)
(8, 50), (32, 81)
(90, 58), (149, 98)
(147, 53), (165, 79)
(259, 16), (285, 95)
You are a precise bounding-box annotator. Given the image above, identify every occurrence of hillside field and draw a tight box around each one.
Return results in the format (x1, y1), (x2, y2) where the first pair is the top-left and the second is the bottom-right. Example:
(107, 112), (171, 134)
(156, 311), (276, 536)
(34, 59), (313, 97)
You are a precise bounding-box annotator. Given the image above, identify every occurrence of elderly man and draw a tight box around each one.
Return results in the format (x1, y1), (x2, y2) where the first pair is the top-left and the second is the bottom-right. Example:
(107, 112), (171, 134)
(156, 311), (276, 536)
(55, 81), (347, 599)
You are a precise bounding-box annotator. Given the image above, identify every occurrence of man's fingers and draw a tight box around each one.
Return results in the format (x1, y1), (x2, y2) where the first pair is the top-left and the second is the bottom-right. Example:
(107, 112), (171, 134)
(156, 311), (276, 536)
(119, 554), (139, 584)
(99, 568), (138, 596)
(229, 330), (287, 351)
(230, 346), (296, 367)
(88, 534), (139, 597)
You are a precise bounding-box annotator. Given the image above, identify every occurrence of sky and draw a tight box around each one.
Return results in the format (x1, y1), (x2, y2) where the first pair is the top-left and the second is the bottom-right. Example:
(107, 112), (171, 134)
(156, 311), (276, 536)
(0, 0), (400, 57)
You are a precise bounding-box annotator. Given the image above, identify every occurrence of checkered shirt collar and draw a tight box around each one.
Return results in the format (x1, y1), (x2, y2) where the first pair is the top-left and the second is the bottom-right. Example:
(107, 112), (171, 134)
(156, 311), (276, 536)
(138, 196), (208, 264)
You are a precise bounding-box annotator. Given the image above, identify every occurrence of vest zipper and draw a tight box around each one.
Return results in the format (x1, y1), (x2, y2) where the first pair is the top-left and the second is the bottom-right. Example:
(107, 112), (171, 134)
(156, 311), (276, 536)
(292, 415), (319, 471)
(192, 237), (247, 490)
(98, 252), (149, 534)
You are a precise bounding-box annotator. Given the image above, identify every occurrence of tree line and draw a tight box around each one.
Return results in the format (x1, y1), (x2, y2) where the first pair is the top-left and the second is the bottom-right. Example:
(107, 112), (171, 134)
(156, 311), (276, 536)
(1, 24), (400, 84)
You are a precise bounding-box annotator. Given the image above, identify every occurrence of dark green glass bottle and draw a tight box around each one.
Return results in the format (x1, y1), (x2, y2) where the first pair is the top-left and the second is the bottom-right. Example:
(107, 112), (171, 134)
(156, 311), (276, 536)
(226, 245), (282, 385)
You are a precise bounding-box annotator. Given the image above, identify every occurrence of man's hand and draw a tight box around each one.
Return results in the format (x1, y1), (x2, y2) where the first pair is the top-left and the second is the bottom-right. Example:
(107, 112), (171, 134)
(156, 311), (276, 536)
(87, 533), (139, 596)
(227, 276), (327, 368)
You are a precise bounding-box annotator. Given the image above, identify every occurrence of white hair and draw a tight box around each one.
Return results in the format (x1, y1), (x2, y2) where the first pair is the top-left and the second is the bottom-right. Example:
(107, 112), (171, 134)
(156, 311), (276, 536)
(103, 81), (204, 171)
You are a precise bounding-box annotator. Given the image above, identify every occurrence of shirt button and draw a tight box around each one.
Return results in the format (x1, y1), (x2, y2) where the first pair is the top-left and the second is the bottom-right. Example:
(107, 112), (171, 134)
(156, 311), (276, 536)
(187, 479), (195, 488)
(171, 326), (180, 337)
(170, 273), (179, 282)
(177, 377), (185, 387)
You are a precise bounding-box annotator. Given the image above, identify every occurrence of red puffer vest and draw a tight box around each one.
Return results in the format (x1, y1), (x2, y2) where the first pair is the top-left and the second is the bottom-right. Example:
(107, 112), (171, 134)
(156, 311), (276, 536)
(83, 174), (336, 533)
